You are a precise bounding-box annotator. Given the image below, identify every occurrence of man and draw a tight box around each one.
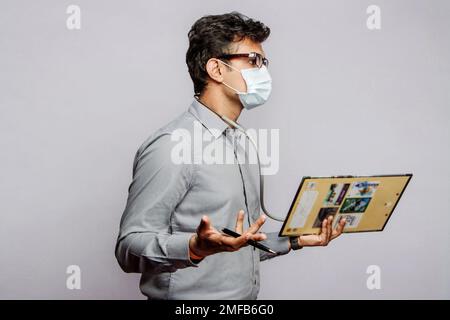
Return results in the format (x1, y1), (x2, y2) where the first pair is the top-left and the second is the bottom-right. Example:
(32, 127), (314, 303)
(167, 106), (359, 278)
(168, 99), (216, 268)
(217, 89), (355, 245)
(115, 12), (346, 300)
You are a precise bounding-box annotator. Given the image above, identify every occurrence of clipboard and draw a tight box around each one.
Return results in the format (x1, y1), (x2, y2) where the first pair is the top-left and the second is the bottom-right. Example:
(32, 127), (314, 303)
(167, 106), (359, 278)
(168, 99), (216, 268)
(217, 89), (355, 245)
(279, 173), (412, 236)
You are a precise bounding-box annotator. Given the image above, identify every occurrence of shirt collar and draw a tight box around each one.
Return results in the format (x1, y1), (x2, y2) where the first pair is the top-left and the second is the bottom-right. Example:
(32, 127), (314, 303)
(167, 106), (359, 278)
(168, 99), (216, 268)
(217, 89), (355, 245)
(187, 98), (230, 139)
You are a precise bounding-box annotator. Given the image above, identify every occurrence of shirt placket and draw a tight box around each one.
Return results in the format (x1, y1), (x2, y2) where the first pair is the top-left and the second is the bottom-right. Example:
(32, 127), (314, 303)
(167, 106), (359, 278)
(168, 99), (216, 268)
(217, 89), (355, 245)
(225, 128), (258, 294)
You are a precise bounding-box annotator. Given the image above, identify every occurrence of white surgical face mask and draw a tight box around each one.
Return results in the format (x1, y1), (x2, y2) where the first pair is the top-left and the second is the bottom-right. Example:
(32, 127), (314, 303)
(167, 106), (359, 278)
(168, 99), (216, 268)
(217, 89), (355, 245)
(219, 60), (272, 110)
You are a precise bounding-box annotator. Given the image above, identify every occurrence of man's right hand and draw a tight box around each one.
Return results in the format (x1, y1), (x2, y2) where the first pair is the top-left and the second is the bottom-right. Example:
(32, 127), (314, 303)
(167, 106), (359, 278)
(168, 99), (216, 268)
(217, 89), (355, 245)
(189, 210), (267, 259)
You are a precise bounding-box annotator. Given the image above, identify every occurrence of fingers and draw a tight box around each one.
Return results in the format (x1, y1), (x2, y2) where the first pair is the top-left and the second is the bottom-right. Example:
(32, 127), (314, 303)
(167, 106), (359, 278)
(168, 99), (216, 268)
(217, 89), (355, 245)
(331, 217), (346, 240)
(221, 232), (250, 250)
(220, 212), (268, 252)
(248, 232), (267, 242)
(318, 217), (330, 246)
(197, 215), (210, 232)
(221, 231), (267, 251)
(321, 217), (328, 238)
(246, 214), (267, 234)
(197, 215), (211, 236)
(234, 210), (245, 234)
(327, 215), (333, 241)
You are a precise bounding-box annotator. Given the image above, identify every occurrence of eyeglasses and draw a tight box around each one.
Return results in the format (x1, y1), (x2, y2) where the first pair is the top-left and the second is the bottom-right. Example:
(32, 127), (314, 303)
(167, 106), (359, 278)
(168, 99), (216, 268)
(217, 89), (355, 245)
(217, 52), (269, 68)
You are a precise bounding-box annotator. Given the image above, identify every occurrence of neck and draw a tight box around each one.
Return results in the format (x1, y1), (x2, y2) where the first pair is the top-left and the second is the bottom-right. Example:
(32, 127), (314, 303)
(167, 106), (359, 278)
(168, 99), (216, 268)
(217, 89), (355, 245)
(197, 90), (242, 122)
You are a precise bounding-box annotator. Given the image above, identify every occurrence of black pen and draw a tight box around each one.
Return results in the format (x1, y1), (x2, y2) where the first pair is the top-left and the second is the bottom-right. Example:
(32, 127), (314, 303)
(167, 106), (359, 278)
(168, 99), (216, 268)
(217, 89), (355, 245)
(222, 228), (277, 254)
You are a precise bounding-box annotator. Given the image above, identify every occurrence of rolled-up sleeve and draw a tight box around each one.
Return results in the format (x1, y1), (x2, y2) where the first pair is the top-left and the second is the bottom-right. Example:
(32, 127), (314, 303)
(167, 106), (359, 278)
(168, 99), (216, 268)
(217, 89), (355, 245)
(259, 232), (291, 262)
(115, 133), (201, 274)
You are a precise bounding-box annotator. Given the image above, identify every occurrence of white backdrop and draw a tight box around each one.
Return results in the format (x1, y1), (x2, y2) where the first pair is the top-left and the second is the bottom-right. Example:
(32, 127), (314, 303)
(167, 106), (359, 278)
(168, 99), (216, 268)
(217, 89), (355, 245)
(0, 0), (449, 299)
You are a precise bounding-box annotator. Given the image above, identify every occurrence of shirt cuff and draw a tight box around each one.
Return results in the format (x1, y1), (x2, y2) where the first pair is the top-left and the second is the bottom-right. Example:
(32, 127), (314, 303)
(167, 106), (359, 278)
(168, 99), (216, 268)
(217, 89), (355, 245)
(261, 232), (291, 256)
(166, 232), (202, 267)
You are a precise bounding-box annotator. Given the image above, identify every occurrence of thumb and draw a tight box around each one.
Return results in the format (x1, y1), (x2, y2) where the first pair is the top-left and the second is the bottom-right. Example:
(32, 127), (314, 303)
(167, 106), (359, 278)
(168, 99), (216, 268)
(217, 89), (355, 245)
(197, 215), (211, 235)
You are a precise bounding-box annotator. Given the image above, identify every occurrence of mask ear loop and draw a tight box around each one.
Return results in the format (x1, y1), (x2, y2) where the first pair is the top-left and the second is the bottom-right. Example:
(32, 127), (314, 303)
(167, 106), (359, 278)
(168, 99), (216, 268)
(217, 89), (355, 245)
(222, 81), (245, 95)
(216, 59), (246, 95)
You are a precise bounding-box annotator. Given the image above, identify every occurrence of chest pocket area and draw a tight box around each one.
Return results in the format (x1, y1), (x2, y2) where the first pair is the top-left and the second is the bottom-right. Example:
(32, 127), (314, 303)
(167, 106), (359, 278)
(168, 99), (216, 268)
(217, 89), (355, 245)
(206, 163), (245, 198)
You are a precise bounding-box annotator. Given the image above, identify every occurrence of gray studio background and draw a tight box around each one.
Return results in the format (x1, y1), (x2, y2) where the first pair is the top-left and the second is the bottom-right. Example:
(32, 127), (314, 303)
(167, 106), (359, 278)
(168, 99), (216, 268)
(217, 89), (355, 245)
(1, 0), (449, 299)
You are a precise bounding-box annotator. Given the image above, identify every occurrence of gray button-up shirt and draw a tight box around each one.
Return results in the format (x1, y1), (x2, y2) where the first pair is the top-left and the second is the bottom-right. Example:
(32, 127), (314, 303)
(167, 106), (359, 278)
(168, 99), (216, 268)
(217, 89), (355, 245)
(115, 98), (290, 299)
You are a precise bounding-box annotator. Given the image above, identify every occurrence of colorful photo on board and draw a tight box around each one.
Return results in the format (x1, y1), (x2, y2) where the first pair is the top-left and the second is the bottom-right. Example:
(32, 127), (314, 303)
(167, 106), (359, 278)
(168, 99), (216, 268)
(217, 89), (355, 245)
(340, 197), (372, 213)
(323, 183), (350, 206)
(347, 181), (379, 197)
(312, 207), (339, 228)
(334, 213), (362, 229)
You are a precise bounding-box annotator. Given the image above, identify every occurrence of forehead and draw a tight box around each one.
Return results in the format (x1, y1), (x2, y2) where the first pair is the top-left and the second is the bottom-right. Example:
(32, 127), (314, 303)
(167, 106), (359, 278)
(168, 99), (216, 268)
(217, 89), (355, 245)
(230, 37), (265, 57)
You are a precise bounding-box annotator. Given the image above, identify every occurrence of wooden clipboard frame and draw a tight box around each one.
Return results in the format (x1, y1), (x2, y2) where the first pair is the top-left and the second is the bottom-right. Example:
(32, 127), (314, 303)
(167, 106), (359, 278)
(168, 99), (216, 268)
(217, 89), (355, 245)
(279, 173), (413, 237)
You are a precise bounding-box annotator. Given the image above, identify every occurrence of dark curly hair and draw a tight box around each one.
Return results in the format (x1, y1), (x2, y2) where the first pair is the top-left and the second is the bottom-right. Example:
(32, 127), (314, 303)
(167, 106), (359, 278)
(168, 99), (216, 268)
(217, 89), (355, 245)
(186, 12), (270, 97)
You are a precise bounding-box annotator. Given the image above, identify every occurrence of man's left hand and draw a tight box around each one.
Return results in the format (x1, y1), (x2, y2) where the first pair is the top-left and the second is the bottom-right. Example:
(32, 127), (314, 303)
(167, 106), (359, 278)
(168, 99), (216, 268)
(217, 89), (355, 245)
(297, 216), (346, 247)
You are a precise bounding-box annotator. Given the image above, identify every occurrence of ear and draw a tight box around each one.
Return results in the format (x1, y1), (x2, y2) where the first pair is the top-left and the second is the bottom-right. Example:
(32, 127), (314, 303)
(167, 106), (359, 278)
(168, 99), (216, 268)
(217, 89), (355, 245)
(205, 58), (225, 83)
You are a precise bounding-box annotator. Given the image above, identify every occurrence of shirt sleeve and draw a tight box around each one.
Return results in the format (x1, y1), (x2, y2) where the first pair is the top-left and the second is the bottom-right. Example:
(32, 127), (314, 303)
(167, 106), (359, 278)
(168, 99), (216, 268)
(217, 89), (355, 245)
(115, 133), (201, 274)
(259, 232), (291, 262)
